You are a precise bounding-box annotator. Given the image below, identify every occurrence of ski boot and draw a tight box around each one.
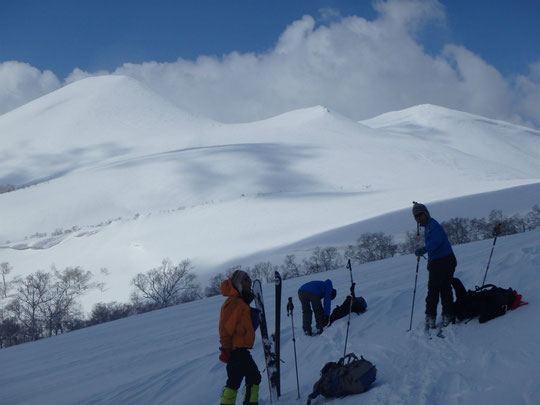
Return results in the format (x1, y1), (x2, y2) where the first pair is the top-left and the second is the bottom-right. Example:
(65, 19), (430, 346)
(442, 314), (455, 327)
(425, 315), (436, 331)
(243, 384), (259, 404)
(220, 387), (237, 405)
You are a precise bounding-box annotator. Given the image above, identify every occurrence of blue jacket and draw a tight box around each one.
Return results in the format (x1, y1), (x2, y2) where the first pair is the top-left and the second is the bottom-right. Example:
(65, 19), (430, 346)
(298, 279), (333, 316)
(423, 218), (453, 260)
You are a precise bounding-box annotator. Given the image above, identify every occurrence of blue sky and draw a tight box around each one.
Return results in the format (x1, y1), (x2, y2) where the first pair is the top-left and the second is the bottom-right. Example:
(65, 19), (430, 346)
(2, 0), (538, 78)
(1, 0), (540, 127)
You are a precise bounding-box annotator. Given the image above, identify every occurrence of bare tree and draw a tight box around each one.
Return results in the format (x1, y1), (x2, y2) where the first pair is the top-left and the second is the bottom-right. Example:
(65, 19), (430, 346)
(9, 271), (53, 341)
(89, 302), (133, 325)
(525, 204), (540, 230)
(346, 232), (398, 264)
(42, 266), (95, 336)
(250, 261), (278, 283)
(0, 316), (20, 348)
(131, 259), (201, 309)
(303, 247), (343, 274)
(441, 217), (473, 245)
(1, 262), (12, 298)
(205, 273), (228, 297)
(398, 231), (424, 255)
(280, 254), (301, 280)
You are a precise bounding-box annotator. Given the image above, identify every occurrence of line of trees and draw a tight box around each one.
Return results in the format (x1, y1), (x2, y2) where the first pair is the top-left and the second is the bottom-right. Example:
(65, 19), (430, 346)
(0, 259), (202, 348)
(0, 266), (101, 347)
(2, 205), (539, 348)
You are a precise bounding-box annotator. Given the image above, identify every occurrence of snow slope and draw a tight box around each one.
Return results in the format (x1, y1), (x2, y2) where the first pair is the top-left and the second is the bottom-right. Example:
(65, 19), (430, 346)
(0, 224), (537, 405)
(1, 75), (539, 310)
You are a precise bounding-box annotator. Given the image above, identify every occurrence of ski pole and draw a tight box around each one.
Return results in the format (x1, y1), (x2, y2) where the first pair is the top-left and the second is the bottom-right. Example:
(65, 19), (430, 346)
(481, 223), (502, 286)
(407, 256), (421, 332)
(343, 259), (356, 357)
(287, 297), (300, 400)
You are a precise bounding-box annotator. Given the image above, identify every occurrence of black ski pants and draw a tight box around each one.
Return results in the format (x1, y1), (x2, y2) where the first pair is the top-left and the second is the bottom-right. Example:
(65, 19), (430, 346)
(298, 289), (325, 332)
(425, 253), (457, 317)
(226, 348), (261, 391)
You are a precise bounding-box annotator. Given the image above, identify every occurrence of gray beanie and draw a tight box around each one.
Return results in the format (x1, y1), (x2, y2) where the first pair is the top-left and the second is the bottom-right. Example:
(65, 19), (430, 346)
(412, 201), (430, 218)
(231, 270), (248, 294)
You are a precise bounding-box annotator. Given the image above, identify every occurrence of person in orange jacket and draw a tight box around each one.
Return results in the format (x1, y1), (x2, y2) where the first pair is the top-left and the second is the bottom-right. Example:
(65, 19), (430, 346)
(219, 270), (261, 405)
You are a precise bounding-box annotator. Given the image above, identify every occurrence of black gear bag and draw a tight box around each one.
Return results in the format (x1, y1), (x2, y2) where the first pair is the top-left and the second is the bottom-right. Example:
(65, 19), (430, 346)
(452, 277), (516, 323)
(329, 296), (367, 325)
(306, 353), (376, 404)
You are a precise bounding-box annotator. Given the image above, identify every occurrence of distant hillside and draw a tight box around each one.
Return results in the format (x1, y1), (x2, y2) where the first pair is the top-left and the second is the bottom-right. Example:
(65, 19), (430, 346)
(1, 75), (539, 310)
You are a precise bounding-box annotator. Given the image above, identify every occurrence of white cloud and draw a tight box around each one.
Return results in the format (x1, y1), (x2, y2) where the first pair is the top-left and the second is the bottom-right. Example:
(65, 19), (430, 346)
(0, 61), (60, 116)
(515, 60), (540, 127)
(0, 0), (539, 128)
(64, 67), (110, 85)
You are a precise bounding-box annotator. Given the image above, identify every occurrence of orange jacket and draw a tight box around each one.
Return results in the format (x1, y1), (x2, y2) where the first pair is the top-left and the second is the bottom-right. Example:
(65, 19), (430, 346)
(219, 279), (255, 350)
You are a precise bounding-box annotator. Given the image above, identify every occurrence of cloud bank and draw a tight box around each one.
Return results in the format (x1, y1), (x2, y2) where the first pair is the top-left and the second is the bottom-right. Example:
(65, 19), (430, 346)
(1, 0), (539, 128)
(0, 61), (61, 115)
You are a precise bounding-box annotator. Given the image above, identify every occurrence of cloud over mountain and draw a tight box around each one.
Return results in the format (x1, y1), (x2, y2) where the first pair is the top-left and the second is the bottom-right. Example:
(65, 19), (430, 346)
(1, 0), (539, 128)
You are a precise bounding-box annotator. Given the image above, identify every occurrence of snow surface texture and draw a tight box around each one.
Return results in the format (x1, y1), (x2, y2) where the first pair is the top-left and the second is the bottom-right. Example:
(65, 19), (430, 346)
(1, 75), (539, 310)
(0, 228), (538, 405)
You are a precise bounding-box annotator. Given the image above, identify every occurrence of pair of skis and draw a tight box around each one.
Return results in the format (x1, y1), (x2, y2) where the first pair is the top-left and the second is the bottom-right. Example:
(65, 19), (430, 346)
(252, 271), (282, 402)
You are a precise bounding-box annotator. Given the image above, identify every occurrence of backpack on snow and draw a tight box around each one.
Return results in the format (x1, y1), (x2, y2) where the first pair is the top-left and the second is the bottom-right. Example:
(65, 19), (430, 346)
(329, 296), (367, 325)
(306, 353), (376, 405)
(452, 277), (525, 323)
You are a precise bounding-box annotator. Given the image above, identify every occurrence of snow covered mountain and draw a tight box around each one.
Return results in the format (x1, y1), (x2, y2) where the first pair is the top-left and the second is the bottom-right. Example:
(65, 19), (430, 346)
(1, 75), (539, 309)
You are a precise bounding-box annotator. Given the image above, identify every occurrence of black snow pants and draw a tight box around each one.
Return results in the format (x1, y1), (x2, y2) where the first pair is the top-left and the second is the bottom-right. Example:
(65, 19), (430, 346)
(425, 253), (457, 317)
(298, 289), (325, 332)
(226, 348), (261, 390)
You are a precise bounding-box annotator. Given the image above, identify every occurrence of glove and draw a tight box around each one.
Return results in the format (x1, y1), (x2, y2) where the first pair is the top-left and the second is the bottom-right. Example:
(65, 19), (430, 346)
(415, 247), (427, 257)
(219, 348), (231, 363)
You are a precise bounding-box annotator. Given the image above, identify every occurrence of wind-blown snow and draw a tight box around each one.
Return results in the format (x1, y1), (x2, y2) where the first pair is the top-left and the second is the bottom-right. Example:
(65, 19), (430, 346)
(0, 226), (538, 405)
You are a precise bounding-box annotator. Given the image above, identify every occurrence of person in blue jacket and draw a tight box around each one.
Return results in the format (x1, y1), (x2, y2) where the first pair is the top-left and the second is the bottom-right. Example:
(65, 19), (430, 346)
(298, 279), (336, 335)
(413, 202), (457, 330)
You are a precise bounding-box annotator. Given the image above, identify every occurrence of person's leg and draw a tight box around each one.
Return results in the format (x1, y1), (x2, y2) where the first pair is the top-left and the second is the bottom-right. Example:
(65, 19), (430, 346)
(221, 349), (245, 404)
(298, 290), (313, 335)
(440, 254), (457, 325)
(425, 269), (440, 318)
(311, 296), (325, 333)
(425, 260), (445, 328)
(241, 350), (261, 405)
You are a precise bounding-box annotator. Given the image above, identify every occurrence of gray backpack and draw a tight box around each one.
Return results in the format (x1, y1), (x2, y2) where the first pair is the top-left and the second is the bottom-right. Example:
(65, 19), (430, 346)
(307, 353), (376, 404)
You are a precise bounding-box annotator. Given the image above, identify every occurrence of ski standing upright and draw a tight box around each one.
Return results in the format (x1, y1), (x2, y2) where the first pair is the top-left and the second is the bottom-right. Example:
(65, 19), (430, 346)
(252, 279), (279, 402)
(274, 271), (282, 397)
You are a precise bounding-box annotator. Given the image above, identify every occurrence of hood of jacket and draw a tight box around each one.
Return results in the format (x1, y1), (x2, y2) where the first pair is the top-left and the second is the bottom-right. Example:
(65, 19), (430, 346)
(221, 278), (239, 297)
